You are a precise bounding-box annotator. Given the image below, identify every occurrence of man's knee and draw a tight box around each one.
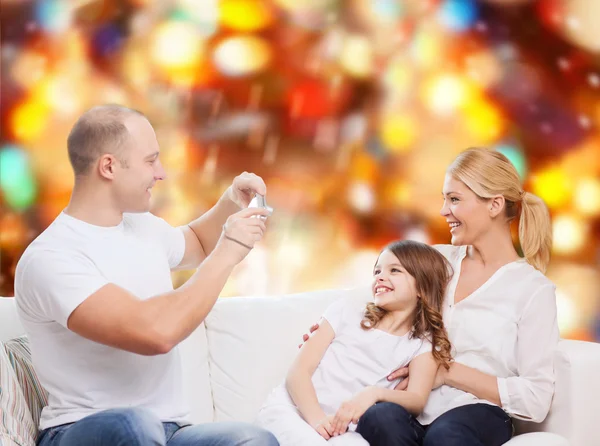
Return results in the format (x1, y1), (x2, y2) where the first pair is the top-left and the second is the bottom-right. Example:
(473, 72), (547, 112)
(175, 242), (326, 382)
(234, 425), (279, 446)
(80, 407), (165, 446)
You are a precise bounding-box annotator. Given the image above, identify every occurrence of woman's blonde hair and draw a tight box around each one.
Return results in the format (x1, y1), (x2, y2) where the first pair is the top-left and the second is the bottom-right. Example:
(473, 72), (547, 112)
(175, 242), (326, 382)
(448, 147), (552, 273)
(361, 240), (453, 369)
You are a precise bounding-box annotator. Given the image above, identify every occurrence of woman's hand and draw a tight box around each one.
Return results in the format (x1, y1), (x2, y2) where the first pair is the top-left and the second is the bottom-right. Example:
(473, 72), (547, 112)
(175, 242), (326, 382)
(387, 366), (410, 391)
(331, 387), (379, 436)
(311, 415), (335, 440)
(433, 364), (450, 389)
(298, 323), (320, 348)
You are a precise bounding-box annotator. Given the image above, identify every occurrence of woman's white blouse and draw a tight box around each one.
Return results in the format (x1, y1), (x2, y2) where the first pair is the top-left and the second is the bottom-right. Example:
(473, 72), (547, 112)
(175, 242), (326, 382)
(418, 244), (560, 425)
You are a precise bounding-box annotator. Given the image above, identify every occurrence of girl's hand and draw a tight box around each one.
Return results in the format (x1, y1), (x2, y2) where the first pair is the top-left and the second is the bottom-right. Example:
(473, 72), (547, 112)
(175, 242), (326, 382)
(331, 387), (379, 436)
(312, 415), (335, 440)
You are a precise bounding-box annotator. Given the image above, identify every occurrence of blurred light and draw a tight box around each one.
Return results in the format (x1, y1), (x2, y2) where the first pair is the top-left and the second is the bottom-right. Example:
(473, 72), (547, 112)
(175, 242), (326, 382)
(276, 240), (308, 267)
(382, 57), (413, 97)
(0, 214), (29, 251)
(556, 290), (578, 334)
(411, 23), (443, 69)
(390, 182), (413, 207)
(122, 44), (151, 90)
(350, 152), (378, 183)
(349, 182), (376, 214)
(10, 50), (48, 90)
(340, 113), (367, 143)
(405, 227), (430, 244)
(35, 75), (83, 115)
(219, 0), (274, 32)
(552, 214), (587, 254)
(531, 166), (572, 209)
(422, 74), (473, 116)
(175, 0), (219, 36)
(465, 50), (503, 88)
(372, 0), (404, 22)
(438, 0), (478, 32)
(339, 34), (374, 79)
(36, 0), (72, 33)
(574, 177), (600, 216)
(213, 36), (272, 77)
(0, 146), (37, 211)
(92, 23), (124, 58)
(151, 21), (205, 84)
(335, 249), (379, 288)
(10, 99), (50, 142)
(463, 98), (504, 144)
(495, 144), (528, 180)
(379, 113), (417, 153)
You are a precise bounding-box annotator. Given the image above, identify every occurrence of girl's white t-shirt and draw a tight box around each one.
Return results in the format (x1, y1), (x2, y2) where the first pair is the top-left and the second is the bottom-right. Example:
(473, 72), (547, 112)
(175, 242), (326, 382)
(268, 298), (432, 417)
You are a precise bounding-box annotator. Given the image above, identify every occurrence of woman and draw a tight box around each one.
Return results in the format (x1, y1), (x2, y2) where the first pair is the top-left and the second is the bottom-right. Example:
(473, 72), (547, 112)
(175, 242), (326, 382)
(303, 147), (558, 446)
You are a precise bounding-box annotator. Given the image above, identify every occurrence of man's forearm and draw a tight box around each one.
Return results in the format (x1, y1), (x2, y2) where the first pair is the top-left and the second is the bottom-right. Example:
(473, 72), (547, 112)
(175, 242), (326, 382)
(140, 249), (236, 352)
(187, 191), (240, 256)
(445, 363), (501, 406)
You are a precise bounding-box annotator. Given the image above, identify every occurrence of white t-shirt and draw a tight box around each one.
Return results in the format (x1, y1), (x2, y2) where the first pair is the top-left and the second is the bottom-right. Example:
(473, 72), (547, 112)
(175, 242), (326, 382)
(419, 244), (560, 425)
(14, 211), (189, 430)
(267, 298), (432, 417)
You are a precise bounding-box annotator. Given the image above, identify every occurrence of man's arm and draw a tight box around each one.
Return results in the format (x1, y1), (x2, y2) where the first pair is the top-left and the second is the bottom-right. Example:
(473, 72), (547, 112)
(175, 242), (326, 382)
(176, 172), (267, 270)
(176, 194), (240, 270)
(67, 207), (269, 356)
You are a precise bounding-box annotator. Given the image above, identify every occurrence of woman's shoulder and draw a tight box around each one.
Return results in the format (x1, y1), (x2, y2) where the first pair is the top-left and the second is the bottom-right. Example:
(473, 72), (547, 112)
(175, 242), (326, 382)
(514, 260), (556, 292)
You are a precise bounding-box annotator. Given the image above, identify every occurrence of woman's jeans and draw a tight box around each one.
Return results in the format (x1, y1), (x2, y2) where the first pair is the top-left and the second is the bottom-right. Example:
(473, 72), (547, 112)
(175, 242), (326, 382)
(356, 402), (513, 446)
(37, 407), (279, 446)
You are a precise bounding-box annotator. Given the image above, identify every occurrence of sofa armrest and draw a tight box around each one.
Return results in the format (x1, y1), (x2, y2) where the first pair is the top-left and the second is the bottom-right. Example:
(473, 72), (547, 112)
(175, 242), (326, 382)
(514, 339), (600, 445)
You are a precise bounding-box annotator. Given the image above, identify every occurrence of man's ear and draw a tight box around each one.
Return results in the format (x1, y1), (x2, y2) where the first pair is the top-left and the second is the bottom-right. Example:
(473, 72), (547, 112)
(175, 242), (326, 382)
(489, 195), (505, 218)
(98, 154), (117, 180)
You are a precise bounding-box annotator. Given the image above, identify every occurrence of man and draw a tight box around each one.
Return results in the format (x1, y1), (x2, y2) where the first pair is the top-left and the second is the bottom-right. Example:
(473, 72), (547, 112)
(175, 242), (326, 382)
(14, 105), (278, 446)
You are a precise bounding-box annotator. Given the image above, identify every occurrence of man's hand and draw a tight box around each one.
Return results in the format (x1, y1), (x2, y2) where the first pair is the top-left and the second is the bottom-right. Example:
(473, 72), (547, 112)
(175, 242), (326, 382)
(311, 415), (335, 440)
(331, 387), (379, 436)
(226, 172), (267, 209)
(388, 366), (410, 391)
(215, 207), (269, 265)
(298, 323), (320, 349)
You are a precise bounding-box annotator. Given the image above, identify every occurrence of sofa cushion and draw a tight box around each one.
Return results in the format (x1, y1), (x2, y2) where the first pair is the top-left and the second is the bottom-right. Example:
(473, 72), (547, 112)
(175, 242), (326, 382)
(178, 323), (214, 424)
(0, 298), (25, 342)
(205, 287), (371, 422)
(504, 432), (569, 446)
(0, 342), (36, 446)
(3, 336), (48, 432)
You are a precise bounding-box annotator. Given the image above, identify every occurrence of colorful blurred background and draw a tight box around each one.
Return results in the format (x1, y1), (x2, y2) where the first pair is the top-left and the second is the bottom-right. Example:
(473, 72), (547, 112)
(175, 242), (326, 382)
(1, 0), (599, 341)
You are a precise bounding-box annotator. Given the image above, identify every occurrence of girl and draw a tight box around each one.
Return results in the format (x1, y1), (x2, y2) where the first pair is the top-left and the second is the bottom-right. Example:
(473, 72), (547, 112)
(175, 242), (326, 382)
(256, 240), (453, 446)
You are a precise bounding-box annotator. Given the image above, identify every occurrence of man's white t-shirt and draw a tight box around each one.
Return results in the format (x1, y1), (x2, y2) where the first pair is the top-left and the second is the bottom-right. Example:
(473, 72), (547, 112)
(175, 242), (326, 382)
(14, 211), (190, 430)
(264, 298), (432, 417)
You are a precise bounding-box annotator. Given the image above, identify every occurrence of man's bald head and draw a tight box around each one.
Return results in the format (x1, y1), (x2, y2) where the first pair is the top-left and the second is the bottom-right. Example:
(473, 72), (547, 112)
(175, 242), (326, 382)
(67, 105), (146, 177)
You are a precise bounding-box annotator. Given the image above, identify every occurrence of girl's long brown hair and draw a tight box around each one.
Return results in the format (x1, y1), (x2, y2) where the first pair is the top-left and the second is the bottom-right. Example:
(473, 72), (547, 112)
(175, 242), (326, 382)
(361, 240), (454, 369)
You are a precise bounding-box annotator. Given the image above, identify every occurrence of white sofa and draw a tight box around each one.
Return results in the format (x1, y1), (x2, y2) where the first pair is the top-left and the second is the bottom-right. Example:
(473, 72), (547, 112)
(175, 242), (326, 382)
(1, 287), (599, 446)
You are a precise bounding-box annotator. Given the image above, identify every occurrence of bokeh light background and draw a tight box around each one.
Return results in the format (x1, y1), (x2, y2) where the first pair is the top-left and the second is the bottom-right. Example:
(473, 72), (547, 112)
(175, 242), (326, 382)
(1, 0), (599, 341)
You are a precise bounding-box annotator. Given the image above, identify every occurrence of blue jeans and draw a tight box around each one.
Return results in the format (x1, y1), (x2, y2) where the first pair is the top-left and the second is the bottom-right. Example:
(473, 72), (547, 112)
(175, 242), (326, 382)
(37, 408), (279, 446)
(356, 402), (513, 446)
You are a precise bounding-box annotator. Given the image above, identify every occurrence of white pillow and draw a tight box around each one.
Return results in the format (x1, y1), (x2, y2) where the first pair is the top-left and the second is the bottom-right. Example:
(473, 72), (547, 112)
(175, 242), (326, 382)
(204, 287), (371, 423)
(0, 342), (36, 446)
